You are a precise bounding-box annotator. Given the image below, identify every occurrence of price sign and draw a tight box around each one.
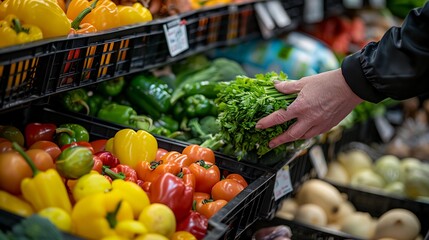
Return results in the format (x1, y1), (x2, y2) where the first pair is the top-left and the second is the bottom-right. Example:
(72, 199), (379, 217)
(163, 19), (189, 57)
(310, 145), (328, 178)
(304, 0), (324, 23)
(274, 165), (293, 201)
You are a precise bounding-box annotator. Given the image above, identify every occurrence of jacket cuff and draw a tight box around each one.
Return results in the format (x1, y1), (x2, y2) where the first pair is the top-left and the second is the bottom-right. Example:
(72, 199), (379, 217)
(341, 52), (386, 103)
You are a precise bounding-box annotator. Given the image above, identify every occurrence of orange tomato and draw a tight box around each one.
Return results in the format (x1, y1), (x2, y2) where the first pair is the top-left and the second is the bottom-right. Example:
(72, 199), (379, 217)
(0, 149), (54, 195)
(193, 192), (210, 212)
(156, 148), (168, 161)
(211, 179), (244, 202)
(182, 145), (215, 164)
(225, 173), (248, 188)
(198, 199), (227, 219)
(29, 141), (61, 161)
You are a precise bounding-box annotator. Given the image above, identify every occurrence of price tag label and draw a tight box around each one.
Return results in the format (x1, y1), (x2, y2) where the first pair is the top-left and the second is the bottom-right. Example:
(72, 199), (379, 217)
(309, 145), (327, 178)
(304, 0), (323, 23)
(375, 115), (395, 143)
(343, 0), (363, 9)
(163, 19), (189, 57)
(369, 0), (386, 8)
(274, 165), (293, 201)
(266, 1), (291, 28)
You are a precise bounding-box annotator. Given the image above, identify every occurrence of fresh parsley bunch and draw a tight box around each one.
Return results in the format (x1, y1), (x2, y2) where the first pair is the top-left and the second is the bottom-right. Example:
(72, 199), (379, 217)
(215, 72), (298, 160)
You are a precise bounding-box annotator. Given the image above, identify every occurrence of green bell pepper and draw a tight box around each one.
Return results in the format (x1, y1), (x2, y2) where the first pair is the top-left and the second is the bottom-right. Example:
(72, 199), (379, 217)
(97, 103), (153, 130)
(55, 124), (90, 147)
(126, 74), (172, 119)
(170, 81), (220, 104)
(96, 77), (125, 97)
(183, 94), (215, 118)
(88, 94), (111, 117)
(154, 115), (179, 133)
(60, 89), (90, 115)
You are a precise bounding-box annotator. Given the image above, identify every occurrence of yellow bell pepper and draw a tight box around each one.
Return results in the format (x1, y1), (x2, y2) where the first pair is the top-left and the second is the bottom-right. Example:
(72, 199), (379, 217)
(67, 0), (119, 31)
(0, 190), (34, 217)
(106, 129), (157, 169)
(117, 3), (152, 26)
(111, 179), (150, 218)
(0, 14), (43, 48)
(71, 190), (146, 239)
(12, 143), (72, 214)
(0, 0), (70, 38)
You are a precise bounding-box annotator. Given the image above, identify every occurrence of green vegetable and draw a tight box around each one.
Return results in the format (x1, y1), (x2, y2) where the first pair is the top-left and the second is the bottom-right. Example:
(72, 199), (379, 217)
(97, 103), (153, 130)
(96, 77), (125, 97)
(215, 72), (297, 160)
(183, 94), (215, 118)
(153, 115), (179, 132)
(188, 116), (220, 139)
(56, 146), (94, 179)
(126, 74), (173, 119)
(60, 88), (90, 115)
(170, 58), (246, 104)
(55, 123), (90, 147)
(7, 214), (63, 240)
(170, 81), (220, 104)
(171, 54), (211, 87)
(0, 125), (24, 147)
(88, 93), (110, 117)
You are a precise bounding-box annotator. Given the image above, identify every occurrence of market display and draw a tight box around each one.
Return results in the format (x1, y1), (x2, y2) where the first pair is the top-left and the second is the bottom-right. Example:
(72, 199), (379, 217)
(1, 0), (429, 239)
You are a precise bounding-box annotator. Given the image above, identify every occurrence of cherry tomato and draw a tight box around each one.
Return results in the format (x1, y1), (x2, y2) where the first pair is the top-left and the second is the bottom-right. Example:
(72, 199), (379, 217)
(156, 148), (168, 161)
(225, 173), (248, 188)
(198, 199), (227, 219)
(29, 140), (61, 161)
(211, 179), (245, 202)
(89, 139), (108, 153)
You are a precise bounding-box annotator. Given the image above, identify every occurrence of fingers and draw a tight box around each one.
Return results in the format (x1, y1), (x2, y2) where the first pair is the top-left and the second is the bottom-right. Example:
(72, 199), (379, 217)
(268, 121), (308, 148)
(255, 106), (297, 130)
(274, 79), (303, 94)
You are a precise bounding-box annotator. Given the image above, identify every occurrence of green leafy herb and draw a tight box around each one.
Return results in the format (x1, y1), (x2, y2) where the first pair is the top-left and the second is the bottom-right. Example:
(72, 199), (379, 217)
(215, 71), (297, 160)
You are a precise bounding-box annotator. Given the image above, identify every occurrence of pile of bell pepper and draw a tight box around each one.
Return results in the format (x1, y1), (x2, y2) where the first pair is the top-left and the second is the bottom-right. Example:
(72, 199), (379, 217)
(0, 122), (249, 239)
(0, 0), (153, 48)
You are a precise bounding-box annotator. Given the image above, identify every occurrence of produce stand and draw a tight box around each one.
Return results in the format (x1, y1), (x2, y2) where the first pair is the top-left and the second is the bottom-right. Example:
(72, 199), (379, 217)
(0, 0), (428, 239)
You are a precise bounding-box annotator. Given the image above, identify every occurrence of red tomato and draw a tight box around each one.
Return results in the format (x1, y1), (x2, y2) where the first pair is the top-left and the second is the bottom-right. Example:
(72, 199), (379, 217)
(225, 173), (248, 188)
(188, 161), (220, 194)
(182, 144), (215, 164)
(0, 141), (13, 153)
(29, 140), (61, 161)
(90, 139), (108, 153)
(211, 179), (244, 202)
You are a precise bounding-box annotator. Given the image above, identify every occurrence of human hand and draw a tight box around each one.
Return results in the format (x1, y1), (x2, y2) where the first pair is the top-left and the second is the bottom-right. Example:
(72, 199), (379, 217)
(255, 69), (363, 148)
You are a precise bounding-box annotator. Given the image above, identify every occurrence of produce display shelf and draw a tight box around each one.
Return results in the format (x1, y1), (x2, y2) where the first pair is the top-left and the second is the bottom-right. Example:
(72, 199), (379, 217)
(0, 0), (308, 113)
(239, 179), (429, 240)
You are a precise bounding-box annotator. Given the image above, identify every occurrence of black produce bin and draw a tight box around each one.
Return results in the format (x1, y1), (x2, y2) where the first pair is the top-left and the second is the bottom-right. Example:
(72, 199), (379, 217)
(239, 179), (429, 240)
(0, 106), (283, 240)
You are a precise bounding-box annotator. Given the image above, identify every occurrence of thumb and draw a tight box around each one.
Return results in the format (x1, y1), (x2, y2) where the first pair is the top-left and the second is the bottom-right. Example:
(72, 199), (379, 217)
(274, 79), (303, 94)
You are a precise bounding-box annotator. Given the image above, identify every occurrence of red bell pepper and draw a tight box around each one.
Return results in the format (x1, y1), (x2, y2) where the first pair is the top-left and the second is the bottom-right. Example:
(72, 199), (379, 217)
(188, 160), (220, 194)
(25, 123), (57, 147)
(177, 210), (208, 240)
(103, 164), (138, 183)
(61, 141), (95, 154)
(92, 157), (103, 173)
(94, 151), (119, 168)
(149, 173), (193, 222)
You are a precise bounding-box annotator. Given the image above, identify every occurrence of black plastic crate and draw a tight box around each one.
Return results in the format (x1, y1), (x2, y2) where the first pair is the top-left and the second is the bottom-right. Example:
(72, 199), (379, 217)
(239, 179), (429, 240)
(0, 105), (280, 239)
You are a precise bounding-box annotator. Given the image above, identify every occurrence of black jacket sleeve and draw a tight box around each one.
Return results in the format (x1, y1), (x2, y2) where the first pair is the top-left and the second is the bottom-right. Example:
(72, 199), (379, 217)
(341, 2), (429, 103)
